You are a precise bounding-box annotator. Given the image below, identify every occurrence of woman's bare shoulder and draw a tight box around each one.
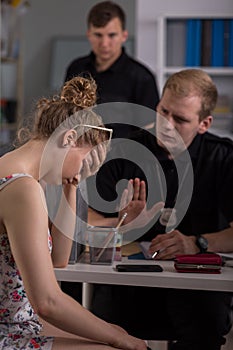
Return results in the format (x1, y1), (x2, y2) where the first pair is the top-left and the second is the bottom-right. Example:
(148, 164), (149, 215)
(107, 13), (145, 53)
(0, 176), (46, 218)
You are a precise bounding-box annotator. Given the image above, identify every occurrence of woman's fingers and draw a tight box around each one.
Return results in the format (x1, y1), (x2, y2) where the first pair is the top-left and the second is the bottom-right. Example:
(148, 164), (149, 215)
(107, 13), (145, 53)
(79, 144), (107, 181)
(91, 144), (107, 173)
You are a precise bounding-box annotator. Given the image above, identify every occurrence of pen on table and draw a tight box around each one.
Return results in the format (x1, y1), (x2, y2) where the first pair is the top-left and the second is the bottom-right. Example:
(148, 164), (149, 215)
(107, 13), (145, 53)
(152, 250), (159, 259)
(96, 213), (128, 262)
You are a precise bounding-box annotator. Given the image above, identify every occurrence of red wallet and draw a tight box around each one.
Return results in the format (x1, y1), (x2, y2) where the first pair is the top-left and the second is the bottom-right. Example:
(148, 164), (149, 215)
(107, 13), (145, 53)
(174, 253), (223, 274)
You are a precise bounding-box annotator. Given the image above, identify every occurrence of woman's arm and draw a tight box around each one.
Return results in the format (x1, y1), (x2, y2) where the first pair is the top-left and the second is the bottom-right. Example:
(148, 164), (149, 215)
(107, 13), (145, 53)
(88, 207), (118, 227)
(51, 144), (109, 267)
(50, 183), (77, 267)
(4, 178), (146, 350)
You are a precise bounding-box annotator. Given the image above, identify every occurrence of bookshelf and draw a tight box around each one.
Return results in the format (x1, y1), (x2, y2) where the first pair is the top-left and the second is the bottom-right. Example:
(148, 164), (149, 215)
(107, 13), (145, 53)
(0, 2), (24, 154)
(155, 14), (233, 134)
(0, 54), (23, 156)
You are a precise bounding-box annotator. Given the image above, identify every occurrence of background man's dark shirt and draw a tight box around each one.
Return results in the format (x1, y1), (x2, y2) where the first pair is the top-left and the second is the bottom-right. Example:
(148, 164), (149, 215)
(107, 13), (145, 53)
(65, 48), (160, 137)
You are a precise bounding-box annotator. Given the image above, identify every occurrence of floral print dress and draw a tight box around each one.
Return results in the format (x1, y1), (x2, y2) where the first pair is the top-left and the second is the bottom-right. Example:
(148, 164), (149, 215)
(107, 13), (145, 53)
(0, 174), (54, 349)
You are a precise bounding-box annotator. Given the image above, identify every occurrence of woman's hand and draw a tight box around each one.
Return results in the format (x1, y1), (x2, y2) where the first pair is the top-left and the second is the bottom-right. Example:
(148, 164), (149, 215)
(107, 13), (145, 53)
(79, 143), (107, 181)
(109, 323), (148, 349)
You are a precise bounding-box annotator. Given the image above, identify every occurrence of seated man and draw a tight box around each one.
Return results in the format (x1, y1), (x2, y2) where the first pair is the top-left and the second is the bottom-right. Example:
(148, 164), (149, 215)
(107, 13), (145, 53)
(86, 69), (233, 350)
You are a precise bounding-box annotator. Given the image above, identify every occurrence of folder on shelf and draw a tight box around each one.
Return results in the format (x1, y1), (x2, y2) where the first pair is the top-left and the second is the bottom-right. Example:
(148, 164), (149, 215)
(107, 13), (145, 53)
(185, 19), (194, 66)
(211, 19), (225, 67)
(193, 19), (202, 66)
(201, 19), (212, 66)
(229, 19), (233, 67)
(185, 19), (202, 66)
(223, 20), (230, 67)
(166, 20), (186, 66)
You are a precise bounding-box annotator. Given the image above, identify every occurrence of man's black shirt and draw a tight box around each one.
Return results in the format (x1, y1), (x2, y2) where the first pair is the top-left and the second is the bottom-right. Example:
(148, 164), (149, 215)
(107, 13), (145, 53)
(65, 48), (159, 108)
(65, 48), (159, 137)
(87, 130), (233, 241)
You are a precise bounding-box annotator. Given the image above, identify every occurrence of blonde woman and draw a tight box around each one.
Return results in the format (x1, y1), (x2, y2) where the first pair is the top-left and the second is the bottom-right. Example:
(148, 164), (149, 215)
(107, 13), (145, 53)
(0, 76), (148, 350)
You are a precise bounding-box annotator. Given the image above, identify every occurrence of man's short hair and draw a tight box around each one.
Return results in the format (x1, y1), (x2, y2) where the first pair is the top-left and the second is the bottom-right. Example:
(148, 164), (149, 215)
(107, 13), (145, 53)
(87, 1), (126, 30)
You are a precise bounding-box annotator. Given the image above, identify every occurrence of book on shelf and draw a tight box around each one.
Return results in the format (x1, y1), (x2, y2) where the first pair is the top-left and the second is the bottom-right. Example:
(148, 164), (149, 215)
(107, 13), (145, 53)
(193, 19), (202, 66)
(185, 19), (202, 66)
(201, 19), (212, 66)
(223, 20), (230, 66)
(167, 20), (186, 66)
(229, 19), (233, 67)
(185, 19), (194, 66)
(184, 18), (233, 68)
(211, 19), (225, 67)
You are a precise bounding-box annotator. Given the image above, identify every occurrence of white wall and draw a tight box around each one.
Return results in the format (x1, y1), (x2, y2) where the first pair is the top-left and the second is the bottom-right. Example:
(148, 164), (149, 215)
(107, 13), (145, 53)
(135, 0), (233, 74)
(21, 0), (135, 115)
(19, 0), (233, 115)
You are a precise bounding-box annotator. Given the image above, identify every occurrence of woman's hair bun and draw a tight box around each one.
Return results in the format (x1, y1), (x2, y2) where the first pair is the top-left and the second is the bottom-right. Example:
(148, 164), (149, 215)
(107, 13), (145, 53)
(61, 76), (97, 108)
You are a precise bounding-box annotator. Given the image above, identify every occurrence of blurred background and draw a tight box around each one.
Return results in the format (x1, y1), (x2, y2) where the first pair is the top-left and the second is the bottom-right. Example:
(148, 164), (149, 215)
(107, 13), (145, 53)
(1, 0), (233, 151)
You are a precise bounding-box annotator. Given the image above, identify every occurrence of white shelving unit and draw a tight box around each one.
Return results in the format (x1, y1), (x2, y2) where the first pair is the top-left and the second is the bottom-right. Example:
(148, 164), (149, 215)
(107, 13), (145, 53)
(155, 14), (233, 135)
(1, 57), (23, 122)
(155, 14), (233, 93)
(0, 55), (23, 154)
(0, 2), (24, 154)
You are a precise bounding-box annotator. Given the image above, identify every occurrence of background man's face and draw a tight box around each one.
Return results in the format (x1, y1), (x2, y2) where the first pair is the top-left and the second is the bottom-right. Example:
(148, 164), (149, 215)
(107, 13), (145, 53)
(87, 17), (128, 63)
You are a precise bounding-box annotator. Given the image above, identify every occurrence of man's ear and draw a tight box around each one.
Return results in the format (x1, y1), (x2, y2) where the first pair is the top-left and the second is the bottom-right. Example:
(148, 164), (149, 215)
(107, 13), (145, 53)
(62, 130), (77, 147)
(122, 30), (128, 43)
(198, 116), (213, 134)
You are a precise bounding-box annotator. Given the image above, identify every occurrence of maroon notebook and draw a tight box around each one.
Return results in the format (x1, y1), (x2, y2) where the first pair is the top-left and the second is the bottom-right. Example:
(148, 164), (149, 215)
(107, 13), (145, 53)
(174, 253), (222, 274)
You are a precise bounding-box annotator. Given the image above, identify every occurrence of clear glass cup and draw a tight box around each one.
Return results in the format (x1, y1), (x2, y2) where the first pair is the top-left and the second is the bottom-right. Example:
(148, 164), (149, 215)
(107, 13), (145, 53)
(87, 226), (118, 265)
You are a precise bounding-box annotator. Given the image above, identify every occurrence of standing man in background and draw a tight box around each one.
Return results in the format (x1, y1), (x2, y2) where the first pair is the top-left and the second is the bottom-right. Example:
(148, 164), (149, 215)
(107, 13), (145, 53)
(62, 0), (159, 302)
(65, 0), (160, 138)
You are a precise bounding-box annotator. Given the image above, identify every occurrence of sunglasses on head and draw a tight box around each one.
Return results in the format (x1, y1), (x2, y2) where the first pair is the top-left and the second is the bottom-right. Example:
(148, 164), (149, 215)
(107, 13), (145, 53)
(74, 124), (113, 146)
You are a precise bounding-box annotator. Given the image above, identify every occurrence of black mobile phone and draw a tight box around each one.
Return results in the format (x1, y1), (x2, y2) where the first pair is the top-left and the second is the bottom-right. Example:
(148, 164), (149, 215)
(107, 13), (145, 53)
(115, 264), (163, 272)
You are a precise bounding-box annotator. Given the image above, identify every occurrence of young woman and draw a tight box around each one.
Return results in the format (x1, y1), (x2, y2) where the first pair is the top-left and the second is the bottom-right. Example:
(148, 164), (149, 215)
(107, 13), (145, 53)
(0, 76), (148, 350)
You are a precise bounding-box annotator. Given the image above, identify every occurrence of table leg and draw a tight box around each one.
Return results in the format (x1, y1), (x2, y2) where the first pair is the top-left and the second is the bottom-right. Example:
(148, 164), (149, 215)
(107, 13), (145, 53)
(82, 282), (93, 309)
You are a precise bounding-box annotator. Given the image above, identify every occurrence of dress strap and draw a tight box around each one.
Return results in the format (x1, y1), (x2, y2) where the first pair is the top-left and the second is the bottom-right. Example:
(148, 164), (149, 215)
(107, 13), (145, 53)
(0, 173), (33, 190)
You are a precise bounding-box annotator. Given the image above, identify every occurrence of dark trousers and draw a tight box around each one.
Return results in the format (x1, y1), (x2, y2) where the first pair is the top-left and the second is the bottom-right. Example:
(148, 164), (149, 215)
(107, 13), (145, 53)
(61, 282), (83, 303)
(91, 285), (233, 350)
